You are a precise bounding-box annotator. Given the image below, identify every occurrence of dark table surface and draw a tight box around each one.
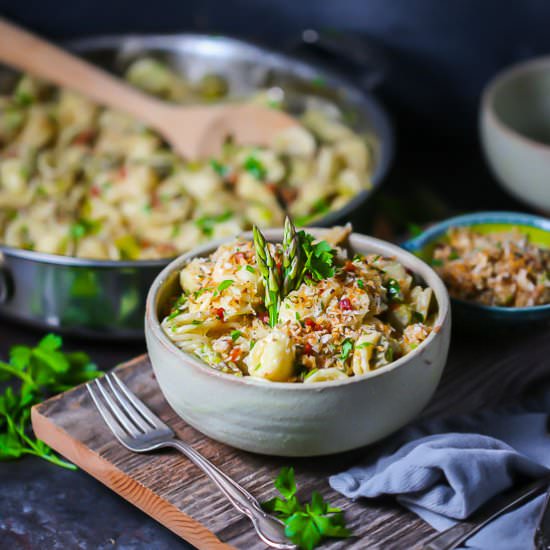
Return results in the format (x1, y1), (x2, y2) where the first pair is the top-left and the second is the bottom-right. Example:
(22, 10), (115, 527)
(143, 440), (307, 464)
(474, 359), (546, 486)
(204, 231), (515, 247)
(0, 62), (546, 549)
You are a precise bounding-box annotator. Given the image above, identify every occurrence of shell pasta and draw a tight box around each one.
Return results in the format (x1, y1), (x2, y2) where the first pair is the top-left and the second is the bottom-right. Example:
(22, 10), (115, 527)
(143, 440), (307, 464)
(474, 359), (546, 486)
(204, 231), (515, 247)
(0, 59), (375, 260)
(162, 229), (436, 383)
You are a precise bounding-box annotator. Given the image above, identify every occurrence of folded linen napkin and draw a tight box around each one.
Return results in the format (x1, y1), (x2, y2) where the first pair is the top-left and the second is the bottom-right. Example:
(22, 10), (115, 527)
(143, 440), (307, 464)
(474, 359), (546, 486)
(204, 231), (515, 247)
(329, 404), (550, 550)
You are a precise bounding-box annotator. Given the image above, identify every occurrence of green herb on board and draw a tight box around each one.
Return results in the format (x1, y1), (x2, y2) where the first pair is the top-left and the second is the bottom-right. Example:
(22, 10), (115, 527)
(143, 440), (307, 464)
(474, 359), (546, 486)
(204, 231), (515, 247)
(262, 467), (351, 549)
(0, 334), (102, 469)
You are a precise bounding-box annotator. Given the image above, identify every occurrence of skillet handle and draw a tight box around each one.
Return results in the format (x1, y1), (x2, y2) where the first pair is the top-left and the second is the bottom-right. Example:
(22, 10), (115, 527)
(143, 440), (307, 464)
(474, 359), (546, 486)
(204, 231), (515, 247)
(285, 29), (388, 91)
(0, 253), (12, 304)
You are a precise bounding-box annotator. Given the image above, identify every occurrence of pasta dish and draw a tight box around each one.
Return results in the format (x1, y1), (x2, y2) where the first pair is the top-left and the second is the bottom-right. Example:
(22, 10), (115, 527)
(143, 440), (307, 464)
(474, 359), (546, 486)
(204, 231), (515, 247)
(162, 220), (436, 383)
(0, 58), (375, 260)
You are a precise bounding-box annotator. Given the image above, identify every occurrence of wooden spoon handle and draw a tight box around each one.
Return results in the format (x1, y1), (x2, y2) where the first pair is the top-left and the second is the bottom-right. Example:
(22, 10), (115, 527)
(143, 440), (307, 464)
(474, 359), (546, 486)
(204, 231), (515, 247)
(0, 18), (170, 126)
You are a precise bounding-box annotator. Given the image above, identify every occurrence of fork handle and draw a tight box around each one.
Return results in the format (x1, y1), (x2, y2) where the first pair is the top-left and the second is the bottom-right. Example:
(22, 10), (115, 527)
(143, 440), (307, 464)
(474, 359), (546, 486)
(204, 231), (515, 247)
(164, 439), (295, 550)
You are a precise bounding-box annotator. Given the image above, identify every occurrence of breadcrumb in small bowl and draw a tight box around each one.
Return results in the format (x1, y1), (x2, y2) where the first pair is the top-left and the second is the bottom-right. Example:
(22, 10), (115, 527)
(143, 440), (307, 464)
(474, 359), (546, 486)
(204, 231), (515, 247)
(403, 211), (550, 329)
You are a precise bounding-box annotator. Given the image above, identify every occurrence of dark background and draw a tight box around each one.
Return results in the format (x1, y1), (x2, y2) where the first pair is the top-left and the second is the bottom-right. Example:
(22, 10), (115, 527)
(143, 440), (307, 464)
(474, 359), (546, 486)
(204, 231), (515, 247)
(1, 1), (549, 548)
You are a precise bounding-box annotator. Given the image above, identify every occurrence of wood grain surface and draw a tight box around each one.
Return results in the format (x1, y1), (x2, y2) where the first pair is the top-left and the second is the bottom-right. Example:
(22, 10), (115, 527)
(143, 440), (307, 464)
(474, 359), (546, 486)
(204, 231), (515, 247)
(31, 325), (550, 550)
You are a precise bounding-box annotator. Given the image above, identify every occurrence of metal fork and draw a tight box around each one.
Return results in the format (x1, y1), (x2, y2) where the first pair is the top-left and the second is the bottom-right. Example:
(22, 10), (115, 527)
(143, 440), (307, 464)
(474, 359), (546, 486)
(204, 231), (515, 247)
(87, 373), (296, 550)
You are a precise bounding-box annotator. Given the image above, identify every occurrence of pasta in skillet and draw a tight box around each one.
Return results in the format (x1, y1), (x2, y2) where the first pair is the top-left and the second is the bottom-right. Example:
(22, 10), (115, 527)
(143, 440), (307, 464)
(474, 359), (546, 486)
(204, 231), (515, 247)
(162, 223), (436, 383)
(0, 59), (375, 260)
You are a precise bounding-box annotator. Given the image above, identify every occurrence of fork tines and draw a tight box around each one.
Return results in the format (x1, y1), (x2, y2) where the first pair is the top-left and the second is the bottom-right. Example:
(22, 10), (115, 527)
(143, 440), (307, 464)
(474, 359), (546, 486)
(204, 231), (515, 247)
(87, 373), (171, 445)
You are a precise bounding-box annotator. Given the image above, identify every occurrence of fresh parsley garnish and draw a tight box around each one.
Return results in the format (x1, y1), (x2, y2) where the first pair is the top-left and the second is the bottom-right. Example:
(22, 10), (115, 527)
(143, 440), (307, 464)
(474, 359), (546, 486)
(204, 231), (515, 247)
(357, 279), (365, 290)
(262, 467), (351, 549)
(243, 156), (267, 180)
(230, 330), (242, 342)
(210, 159), (228, 177)
(195, 211), (233, 237)
(0, 334), (102, 469)
(70, 219), (102, 241)
(386, 279), (403, 302)
(297, 231), (336, 285)
(340, 338), (354, 361)
(215, 279), (234, 294)
(448, 250), (460, 260)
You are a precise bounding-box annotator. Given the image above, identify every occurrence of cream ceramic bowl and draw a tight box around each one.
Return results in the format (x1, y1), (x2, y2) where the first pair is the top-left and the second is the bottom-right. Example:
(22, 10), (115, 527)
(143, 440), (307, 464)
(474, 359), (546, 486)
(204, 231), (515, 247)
(481, 56), (550, 212)
(145, 229), (451, 457)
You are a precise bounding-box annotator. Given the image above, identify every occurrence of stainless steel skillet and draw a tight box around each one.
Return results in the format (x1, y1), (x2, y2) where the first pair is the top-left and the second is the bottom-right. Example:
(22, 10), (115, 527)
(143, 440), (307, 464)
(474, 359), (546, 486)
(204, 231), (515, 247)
(0, 32), (393, 338)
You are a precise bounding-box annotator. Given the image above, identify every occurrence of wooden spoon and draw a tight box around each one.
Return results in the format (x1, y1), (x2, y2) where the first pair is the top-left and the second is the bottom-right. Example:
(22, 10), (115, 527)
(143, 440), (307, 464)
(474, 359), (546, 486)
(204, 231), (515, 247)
(0, 18), (299, 159)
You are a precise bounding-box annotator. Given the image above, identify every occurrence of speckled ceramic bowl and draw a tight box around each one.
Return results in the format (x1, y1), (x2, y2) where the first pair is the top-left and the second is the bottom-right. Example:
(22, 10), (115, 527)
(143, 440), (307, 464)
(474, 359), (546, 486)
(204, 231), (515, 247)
(403, 212), (550, 328)
(481, 57), (550, 212)
(145, 229), (451, 457)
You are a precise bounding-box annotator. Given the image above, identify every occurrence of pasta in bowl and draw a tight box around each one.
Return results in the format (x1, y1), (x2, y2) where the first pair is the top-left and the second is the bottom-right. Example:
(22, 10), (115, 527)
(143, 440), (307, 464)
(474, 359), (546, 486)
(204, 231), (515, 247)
(145, 224), (451, 456)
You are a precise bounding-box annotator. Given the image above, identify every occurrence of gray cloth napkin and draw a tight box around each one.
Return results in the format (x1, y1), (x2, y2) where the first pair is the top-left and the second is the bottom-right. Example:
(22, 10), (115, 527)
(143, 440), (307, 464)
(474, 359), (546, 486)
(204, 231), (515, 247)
(330, 399), (550, 550)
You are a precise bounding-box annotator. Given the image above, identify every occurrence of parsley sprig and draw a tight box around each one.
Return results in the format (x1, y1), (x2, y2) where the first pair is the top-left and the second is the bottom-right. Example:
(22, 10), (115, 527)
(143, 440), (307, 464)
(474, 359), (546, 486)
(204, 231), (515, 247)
(0, 334), (102, 469)
(262, 467), (351, 549)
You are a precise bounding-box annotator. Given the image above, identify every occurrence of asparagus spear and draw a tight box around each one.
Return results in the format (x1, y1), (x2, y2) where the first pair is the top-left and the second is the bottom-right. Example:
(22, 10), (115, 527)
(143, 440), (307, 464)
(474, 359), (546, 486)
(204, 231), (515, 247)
(282, 216), (301, 296)
(253, 226), (281, 327)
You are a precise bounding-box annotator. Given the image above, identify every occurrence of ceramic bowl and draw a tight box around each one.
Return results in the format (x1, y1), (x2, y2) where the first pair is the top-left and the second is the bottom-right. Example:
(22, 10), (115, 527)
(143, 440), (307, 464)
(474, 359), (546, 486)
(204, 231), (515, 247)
(403, 211), (550, 328)
(480, 57), (550, 212)
(145, 229), (451, 457)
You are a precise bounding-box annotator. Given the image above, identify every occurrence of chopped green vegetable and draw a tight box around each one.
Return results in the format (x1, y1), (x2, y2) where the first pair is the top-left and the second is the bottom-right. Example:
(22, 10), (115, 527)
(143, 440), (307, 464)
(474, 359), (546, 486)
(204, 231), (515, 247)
(245, 265), (256, 274)
(357, 341), (373, 349)
(262, 467), (351, 550)
(243, 156), (267, 180)
(0, 334), (102, 469)
(115, 235), (141, 260)
(70, 219), (102, 241)
(210, 159), (228, 177)
(295, 199), (330, 227)
(215, 279), (234, 294)
(386, 279), (403, 302)
(14, 90), (34, 107)
(195, 211), (233, 237)
(230, 330), (242, 342)
(412, 311), (424, 323)
(357, 279), (365, 290)
(431, 258), (444, 267)
(449, 250), (460, 260)
(340, 338), (353, 361)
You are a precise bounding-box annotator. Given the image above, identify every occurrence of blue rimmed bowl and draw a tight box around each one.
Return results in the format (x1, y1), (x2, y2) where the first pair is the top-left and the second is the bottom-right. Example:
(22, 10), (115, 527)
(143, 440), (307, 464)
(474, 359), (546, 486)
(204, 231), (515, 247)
(402, 212), (550, 328)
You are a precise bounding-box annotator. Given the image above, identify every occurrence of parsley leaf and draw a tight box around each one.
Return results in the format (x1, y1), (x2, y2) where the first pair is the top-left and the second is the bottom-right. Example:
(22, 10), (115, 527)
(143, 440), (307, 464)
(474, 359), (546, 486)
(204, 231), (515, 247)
(243, 156), (267, 180)
(340, 338), (354, 361)
(210, 159), (228, 177)
(386, 279), (403, 302)
(230, 330), (242, 342)
(215, 280), (234, 294)
(0, 334), (102, 469)
(297, 231), (336, 285)
(262, 467), (351, 549)
(195, 211), (233, 236)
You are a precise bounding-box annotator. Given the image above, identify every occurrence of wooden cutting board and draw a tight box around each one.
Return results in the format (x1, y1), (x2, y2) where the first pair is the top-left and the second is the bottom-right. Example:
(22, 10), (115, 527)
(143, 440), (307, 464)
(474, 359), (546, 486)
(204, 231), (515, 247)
(31, 326), (550, 550)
